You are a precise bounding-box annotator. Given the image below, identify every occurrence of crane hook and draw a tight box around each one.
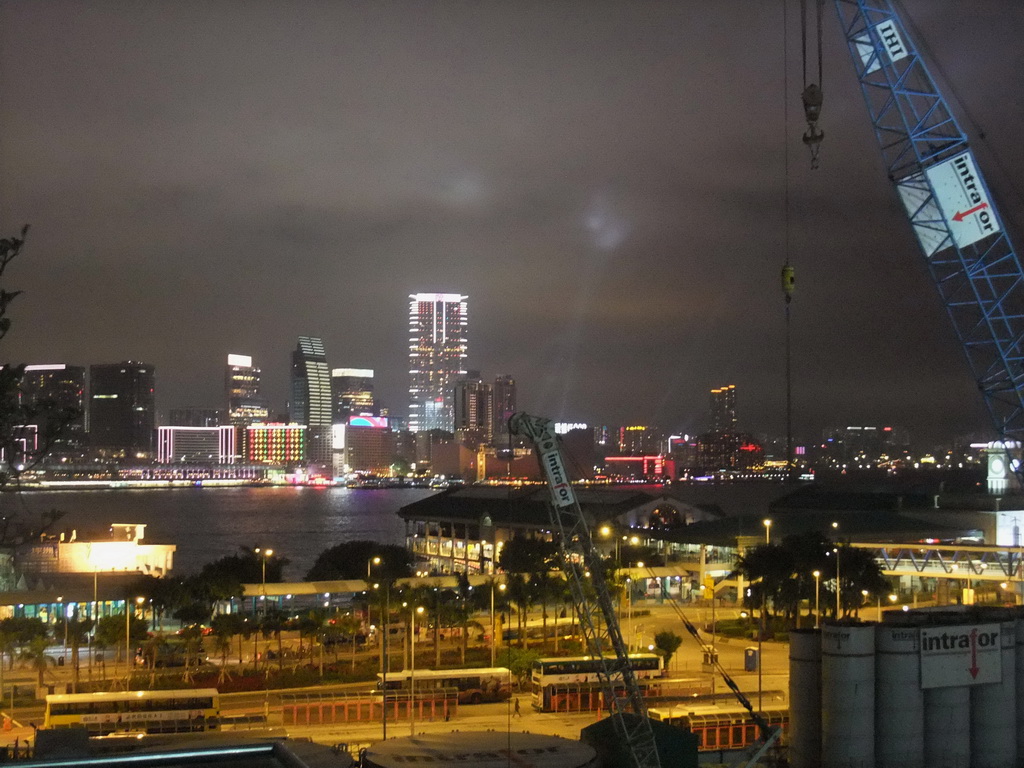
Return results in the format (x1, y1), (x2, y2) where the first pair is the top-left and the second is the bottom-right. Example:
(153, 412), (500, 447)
(801, 83), (824, 169)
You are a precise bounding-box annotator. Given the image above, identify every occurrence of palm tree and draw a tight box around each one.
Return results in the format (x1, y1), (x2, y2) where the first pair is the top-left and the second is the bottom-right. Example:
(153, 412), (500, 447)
(19, 635), (55, 688)
(260, 609), (287, 673)
(506, 574), (532, 649)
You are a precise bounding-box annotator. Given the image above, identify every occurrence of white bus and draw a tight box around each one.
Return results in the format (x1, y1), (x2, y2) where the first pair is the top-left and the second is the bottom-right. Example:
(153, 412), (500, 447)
(44, 689), (220, 736)
(530, 653), (663, 711)
(377, 667), (512, 704)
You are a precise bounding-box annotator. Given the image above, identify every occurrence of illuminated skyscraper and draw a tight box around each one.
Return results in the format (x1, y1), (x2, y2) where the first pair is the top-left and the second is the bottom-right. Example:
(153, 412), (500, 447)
(710, 385), (737, 433)
(225, 354), (268, 426)
(20, 364), (86, 455)
(408, 293), (468, 433)
(290, 337), (332, 468)
(332, 368), (376, 422)
(453, 375), (492, 446)
(492, 374), (517, 439)
(89, 361), (156, 458)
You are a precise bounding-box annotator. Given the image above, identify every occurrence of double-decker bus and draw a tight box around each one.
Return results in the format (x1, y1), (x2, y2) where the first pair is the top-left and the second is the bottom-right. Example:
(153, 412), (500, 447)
(647, 705), (788, 751)
(377, 667), (511, 704)
(44, 689), (220, 736)
(530, 653), (663, 711)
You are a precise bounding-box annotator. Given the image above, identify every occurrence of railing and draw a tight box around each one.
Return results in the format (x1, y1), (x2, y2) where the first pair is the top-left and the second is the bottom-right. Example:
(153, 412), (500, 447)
(279, 687), (460, 726)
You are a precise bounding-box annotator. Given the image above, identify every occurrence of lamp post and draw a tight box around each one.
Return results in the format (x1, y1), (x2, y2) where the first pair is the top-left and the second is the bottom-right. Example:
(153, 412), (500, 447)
(410, 605), (424, 737)
(812, 570), (821, 628)
(368, 556), (381, 579)
(834, 546), (841, 618)
(125, 596), (144, 688)
(763, 519), (772, 545)
(256, 547), (274, 615)
(490, 580), (506, 668)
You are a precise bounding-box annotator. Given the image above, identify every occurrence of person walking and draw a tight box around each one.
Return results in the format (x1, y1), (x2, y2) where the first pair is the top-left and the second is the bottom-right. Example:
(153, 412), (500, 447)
(513, 697), (522, 717)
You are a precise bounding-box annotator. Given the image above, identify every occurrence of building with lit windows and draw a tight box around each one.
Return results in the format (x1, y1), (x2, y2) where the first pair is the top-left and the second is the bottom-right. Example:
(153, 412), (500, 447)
(20, 364), (86, 456)
(710, 385), (737, 433)
(492, 374), (517, 439)
(225, 354), (268, 426)
(290, 337), (332, 468)
(408, 293), (468, 433)
(157, 426), (236, 464)
(245, 423), (306, 465)
(453, 375), (492, 446)
(88, 362), (156, 459)
(332, 368), (376, 421)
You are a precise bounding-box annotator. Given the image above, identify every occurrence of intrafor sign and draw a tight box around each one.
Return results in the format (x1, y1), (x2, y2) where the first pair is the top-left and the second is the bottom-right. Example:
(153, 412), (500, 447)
(920, 623), (1002, 689)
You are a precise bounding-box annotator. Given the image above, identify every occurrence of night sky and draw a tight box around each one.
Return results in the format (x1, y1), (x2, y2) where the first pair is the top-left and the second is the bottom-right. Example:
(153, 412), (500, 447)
(2, 1), (1023, 446)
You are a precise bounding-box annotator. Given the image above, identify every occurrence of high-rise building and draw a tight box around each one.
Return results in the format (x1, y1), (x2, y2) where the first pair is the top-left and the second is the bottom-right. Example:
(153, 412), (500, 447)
(453, 376), (493, 446)
(226, 354), (268, 426)
(492, 374), (516, 438)
(290, 337), (332, 467)
(88, 362), (156, 458)
(710, 385), (737, 433)
(245, 423), (306, 465)
(408, 293), (468, 433)
(20, 364), (86, 455)
(332, 368), (376, 422)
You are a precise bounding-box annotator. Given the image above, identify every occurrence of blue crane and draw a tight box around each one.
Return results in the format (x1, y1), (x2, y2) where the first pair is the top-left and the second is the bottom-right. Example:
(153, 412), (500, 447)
(832, 0), (1024, 471)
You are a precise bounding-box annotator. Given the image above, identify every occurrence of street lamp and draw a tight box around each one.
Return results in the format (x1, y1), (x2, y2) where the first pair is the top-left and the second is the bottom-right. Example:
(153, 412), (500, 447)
(125, 596), (144, 688)
(410, 605), (424, 737)
(812, 570), (821, 628)
(368, 556), (381, 579)
(255, 547), (274, 613)
(490, 581), (506, 667)
(763, 519), (772, 544)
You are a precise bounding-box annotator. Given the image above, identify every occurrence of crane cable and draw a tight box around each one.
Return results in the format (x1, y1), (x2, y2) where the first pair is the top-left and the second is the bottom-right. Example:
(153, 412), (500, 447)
(800, 0), (825, 168)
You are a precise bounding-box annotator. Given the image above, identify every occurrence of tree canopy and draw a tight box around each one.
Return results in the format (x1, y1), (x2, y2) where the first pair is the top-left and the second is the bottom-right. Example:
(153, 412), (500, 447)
(305, 540), (412, 581)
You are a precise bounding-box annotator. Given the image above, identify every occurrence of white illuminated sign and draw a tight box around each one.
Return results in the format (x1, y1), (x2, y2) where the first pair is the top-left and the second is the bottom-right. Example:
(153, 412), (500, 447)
(332, 368), (374, 378)
(920, 623), (1002, 688)
(856, 19), (909, 74)
(898, 152), (1000, 257)
(555, 422), (588, 434)
(227, 354), (252, 367)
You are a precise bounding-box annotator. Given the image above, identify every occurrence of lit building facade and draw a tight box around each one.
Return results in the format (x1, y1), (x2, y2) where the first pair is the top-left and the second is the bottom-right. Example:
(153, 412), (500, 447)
(88, 362), (156, 458)
(246, 422), (306, 465)
(290, 337), (332, 467)
(332, 368), (376, 421)
(19, 523), (175, 576)
(157, 426), (236, 464)
(20, 364), (86, 456)
(226, 354), (268, 426)
(453, 376), (492, 446)
(492, 374), (517, 439)
(710, 385), (737, 433)
(408, 293), (468, 433)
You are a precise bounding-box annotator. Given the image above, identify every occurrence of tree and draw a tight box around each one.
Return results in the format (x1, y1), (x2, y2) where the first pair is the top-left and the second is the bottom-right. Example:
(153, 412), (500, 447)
(54, 613), (93, 693)
(654, 630), (683, 667)
(501, 646), (540, 690)
(19, 635), (54, 688)
(95, 614), (147, 665)
(305, 541), (412, 581)
(497, 536), (558, 575)
(198, 546), (289, 600)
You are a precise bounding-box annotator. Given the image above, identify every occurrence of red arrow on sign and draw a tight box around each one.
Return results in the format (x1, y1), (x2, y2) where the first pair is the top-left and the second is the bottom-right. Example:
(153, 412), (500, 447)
(953, 202), (989, 222)
(968, 628), (980, 679)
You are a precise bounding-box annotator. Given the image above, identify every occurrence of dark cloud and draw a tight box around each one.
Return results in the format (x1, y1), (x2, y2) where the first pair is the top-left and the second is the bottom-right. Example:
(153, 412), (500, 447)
(0, 1), (1020, 445)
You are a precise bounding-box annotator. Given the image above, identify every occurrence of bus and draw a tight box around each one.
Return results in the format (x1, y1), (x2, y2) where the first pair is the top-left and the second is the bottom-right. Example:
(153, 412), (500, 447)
(44, 689), (221, 736)
(530, 653), (663, 711)
(377, 667), (512, 704)
(647, 705), (788, 752)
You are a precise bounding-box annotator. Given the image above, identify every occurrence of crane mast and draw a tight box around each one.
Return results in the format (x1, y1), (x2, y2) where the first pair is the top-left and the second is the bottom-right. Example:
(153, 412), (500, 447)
(833, 0), (1024, 466)
(509, 413), (661, 768)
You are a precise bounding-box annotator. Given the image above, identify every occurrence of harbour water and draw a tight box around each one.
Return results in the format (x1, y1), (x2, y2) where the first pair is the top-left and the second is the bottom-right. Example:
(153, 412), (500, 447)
(0, 486), (436, 579)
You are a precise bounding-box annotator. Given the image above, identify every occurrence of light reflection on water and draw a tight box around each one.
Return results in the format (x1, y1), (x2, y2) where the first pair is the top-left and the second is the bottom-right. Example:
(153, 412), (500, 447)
(4, 486), (437, 579)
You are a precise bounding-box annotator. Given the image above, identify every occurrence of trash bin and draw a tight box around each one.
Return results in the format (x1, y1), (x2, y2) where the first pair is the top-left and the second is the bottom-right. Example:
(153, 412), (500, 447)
(744, 647), (759, 672)
(57, 656), (65, 667)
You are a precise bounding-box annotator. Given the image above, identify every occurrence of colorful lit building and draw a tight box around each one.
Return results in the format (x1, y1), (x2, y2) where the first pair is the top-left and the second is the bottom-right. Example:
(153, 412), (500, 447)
(245, 422), (306, 465)
(408, 293), (468, 433)
(157, 426), (236, 464)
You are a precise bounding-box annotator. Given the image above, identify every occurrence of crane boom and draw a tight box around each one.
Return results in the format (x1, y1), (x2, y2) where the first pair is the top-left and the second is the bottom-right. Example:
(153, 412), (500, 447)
(509, 413), (661, 768)
(833, 0), (1024, 465)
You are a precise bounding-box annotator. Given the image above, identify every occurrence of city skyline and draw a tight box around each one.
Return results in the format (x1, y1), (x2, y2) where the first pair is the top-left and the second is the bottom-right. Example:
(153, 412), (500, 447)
(2, 2), (1022, 443)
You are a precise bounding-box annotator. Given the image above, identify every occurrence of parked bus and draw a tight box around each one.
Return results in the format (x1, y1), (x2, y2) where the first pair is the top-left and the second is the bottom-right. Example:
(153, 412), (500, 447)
(377, 667), (511, 704)
(44, 689), (220, 736)
(530, 653), (663, 711)
(647, 705), (788, 751)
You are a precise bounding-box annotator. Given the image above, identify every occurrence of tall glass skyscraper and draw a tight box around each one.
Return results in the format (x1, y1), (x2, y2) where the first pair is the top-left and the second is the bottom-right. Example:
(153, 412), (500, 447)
(89, 361), (156, 458)
(225, 354), (268, 426)
(408, 293), (468, 433)
(290, 337), (332, 467)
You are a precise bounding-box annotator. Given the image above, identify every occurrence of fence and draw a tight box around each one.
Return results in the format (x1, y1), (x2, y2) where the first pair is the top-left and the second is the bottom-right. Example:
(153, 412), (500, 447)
(280, 688), (459, 726)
